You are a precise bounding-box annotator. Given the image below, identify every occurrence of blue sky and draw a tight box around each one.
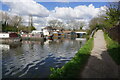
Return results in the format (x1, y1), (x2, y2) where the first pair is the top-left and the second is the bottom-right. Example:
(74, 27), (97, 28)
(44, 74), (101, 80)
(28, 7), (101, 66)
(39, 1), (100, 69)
(1, 2), (110, 11)
(1, 3), (9, 11)
(39, 2), (109, 10)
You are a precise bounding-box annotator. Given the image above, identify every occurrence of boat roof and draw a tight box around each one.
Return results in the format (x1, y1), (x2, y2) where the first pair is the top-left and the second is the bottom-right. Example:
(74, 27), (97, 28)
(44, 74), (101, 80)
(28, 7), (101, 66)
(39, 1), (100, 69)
(75, 32), (87, 33)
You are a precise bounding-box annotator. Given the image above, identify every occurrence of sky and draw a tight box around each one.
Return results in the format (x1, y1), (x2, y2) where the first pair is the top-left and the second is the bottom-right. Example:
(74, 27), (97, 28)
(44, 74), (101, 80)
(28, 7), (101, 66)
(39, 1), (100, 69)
(0, 0), (119, 30)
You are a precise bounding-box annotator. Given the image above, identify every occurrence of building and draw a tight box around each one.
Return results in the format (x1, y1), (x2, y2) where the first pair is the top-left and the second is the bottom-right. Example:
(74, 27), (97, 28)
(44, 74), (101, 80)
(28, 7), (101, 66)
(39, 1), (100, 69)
(41, 26), (64, 36)
(31, 30), (43, 34)
(75, 32), (87, 38)
(41, 27), (51, 36)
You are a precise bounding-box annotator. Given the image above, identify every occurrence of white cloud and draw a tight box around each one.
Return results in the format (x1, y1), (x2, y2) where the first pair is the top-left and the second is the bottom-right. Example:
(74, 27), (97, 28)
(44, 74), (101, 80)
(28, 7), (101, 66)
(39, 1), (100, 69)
(50, 4), (102, 20)
(1, 0), (108, 30)
(47, 4), (107, 29)
(1, 0), (49, 17)
(1, 0), (50, 29)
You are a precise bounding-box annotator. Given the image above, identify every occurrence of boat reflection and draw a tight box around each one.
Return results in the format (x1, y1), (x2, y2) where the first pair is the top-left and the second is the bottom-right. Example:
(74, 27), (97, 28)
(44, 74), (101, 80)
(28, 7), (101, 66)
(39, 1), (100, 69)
(0, 44), (10, 51)
(75, 38), (86, 41)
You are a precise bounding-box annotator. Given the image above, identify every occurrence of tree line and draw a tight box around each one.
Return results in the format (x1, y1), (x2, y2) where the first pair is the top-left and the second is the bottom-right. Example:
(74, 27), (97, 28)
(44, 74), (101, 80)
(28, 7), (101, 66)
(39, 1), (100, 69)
(0, 12), (36, 33)
(0, 11), (85, 33)
(89, 2), (120, 32)
(48, 19), (85, 31)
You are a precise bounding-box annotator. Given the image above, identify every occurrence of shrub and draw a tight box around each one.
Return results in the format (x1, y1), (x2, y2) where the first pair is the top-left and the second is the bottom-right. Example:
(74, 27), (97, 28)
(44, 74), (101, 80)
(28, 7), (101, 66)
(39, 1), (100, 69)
(104, 33), (120, 65)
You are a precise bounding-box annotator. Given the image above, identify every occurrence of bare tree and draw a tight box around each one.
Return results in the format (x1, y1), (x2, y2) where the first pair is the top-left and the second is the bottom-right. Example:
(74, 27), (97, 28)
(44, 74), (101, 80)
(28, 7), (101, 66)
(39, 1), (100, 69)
(48, 20), (64, 28)
(1, 12), (10, 26)
(10, 15), (23, 27)
(66, 20), (85, 30)
(78, 21), (85, 30)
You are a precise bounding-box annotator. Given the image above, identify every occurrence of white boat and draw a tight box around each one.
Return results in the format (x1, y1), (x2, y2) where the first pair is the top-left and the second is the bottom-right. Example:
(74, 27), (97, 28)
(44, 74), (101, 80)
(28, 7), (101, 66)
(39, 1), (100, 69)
(0, 33), (22, 43)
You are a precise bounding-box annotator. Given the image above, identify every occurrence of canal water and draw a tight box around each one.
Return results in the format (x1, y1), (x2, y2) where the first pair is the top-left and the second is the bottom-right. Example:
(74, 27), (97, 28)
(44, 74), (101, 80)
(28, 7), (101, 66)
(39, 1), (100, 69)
(1, 38), (86, 78)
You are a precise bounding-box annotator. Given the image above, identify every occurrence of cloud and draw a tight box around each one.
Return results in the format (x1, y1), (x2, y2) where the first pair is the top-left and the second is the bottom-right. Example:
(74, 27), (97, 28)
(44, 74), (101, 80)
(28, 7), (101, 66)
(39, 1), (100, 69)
(34, 0), (119, 2)
(50, 4), (105, 20)
(1, 1), (107, 30)
(1, 0), (49, 17)
(47, 4), (107, 29)
(2, 0), (119, 2)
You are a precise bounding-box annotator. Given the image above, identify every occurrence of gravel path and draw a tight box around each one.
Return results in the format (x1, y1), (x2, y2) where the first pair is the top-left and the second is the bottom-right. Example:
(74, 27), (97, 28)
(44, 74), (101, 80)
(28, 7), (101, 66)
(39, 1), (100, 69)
(81, 30), (118, 78)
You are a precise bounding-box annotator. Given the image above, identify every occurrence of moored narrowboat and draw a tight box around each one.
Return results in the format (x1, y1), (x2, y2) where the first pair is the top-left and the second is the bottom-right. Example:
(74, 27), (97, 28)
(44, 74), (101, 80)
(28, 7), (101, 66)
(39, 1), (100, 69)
(0, 33), (22, 43)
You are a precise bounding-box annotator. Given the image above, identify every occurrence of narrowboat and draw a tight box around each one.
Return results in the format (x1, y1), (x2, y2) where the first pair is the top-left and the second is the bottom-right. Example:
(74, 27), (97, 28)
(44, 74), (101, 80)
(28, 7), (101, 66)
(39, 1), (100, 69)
(0, 33), (22, 43)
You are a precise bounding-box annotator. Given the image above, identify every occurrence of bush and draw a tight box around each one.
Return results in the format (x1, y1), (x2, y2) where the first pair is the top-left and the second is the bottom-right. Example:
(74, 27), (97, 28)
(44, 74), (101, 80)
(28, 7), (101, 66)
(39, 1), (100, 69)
(104, 33), (120, 65)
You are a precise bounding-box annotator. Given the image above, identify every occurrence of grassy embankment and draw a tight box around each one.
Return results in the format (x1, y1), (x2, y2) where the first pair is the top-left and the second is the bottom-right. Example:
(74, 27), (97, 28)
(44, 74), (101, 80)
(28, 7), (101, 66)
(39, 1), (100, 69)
(104, 33), (120, 65)
(50, 38), (94, 79)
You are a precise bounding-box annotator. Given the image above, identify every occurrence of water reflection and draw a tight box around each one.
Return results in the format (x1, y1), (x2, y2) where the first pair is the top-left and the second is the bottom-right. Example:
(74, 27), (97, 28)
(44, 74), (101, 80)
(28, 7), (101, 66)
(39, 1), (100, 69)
(0, 44), (10, 51)
(2, 38), (86, 78)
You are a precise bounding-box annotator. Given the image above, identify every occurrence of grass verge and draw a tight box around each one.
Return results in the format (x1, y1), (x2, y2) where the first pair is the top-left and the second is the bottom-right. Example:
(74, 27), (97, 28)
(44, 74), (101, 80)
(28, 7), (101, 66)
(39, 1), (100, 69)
(104, 33), (120, 65)
(49, 38), (94, 79)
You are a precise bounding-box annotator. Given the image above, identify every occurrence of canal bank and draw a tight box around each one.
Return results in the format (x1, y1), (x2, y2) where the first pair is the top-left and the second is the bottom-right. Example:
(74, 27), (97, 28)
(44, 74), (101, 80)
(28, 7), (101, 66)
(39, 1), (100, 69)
(50, 37), (94, 79)
(50, 30), (119, 79)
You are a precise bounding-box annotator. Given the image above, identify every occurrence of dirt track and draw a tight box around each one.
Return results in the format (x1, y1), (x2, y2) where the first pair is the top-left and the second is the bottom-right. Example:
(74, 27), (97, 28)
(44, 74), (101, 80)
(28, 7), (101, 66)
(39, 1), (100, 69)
(81, 30), (118, 78)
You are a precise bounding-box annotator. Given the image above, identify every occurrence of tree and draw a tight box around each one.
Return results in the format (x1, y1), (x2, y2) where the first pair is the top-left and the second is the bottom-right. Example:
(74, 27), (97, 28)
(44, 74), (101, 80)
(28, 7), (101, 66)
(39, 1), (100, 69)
(78, 21), (85, 30)
(1, 12), (10, 26)
(10, 16), (23, 28)
(18, 25), (36, 33)
(0, 12), (10, 32)
(66, 20), (85, 30)
(89, 15), (105, 30)
(28, 26), (36, 32)
(48, 20), (64, 28)
(87, 2), (120, 36)
(104, 2), (120, 28)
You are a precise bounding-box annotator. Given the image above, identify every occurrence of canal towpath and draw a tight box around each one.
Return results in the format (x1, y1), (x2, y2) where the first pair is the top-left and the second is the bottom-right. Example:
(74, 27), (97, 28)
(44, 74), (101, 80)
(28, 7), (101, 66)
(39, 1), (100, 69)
(81, 30), (118, 78)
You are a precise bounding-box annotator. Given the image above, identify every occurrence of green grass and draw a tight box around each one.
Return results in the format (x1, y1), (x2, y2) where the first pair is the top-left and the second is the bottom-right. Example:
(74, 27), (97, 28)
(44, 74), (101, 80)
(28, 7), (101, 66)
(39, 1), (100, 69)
(104, 33), (120, 65)
(49, 38), (94, 79)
